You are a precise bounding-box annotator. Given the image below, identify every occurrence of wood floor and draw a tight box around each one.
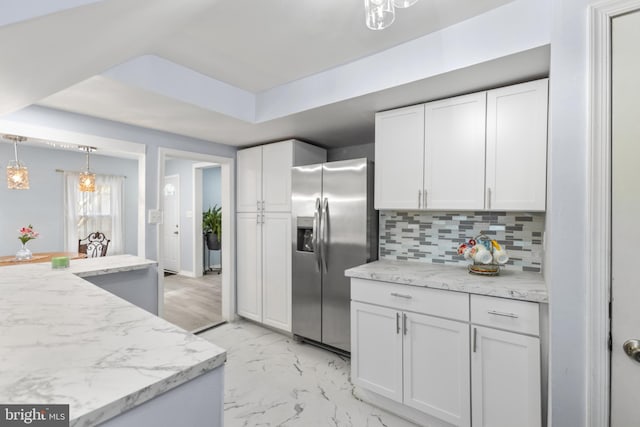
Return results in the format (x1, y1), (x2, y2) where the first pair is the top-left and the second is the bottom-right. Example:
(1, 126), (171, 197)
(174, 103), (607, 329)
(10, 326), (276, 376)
(162, 272), (223, 332)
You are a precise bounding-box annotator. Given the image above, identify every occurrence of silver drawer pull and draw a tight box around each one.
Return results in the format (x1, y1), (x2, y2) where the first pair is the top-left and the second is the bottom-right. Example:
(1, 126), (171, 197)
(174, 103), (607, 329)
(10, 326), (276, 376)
(487, 310), (519, 319)
(390, 292), (412, 299)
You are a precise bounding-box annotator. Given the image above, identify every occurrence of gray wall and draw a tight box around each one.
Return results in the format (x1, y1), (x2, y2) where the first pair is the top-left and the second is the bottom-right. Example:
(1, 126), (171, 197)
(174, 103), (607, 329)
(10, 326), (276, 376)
(203, 166), (221, 267)
(547, 0), (589, 424)
(327, 143), (374, 162)
(0, 143), (138, 256)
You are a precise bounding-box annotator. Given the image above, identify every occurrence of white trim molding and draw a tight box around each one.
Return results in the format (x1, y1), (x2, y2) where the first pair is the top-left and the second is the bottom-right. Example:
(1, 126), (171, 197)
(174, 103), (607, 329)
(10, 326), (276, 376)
(588, 1), (640, 426)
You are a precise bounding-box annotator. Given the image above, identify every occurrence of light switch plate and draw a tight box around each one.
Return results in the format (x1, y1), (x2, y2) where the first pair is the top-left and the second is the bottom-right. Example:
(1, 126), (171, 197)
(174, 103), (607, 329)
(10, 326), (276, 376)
(148, 209), (163, 224)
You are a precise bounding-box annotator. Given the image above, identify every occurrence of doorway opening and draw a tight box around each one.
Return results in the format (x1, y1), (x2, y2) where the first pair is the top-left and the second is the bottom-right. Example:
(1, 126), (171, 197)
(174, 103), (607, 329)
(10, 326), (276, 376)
(157, 148), (235, 333)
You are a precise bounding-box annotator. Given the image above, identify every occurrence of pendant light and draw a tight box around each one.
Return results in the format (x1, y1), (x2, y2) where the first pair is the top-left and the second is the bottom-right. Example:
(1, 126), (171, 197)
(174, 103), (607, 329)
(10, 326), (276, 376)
(4, 134), (29, 190)
(364, 0), (395, 30)
(79, 146), (96, 193)
(364, 0), (419, 30)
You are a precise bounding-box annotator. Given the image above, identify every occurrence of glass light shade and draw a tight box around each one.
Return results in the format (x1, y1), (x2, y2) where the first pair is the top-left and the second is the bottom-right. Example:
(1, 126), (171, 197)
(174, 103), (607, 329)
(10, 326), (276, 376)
(365, 0), (395, 30)
(79, 171), (96, 192)
(6, 161), (29, 190)
(393, 0), (418, 8)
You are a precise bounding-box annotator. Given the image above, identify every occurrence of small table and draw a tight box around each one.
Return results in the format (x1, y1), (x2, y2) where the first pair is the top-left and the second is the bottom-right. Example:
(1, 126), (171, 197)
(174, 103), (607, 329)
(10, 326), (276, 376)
(0, 252), (86, 267)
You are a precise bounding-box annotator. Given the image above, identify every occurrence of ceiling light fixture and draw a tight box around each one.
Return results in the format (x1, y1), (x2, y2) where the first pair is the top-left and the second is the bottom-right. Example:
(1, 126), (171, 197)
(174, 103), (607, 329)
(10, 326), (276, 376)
(79, 146), (97, 193)
(4, 134), (30, 190)
(364, 0), (418, 30)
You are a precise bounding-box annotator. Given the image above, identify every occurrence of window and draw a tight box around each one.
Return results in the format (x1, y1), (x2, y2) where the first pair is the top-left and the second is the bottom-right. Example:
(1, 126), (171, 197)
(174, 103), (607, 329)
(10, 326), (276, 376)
(64, 172), (124, 255)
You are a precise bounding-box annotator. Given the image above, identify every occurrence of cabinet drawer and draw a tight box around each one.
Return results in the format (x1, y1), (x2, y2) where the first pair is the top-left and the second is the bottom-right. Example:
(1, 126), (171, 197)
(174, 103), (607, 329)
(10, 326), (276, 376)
(471, 295), (539, 336)
(351, 278), (469, 321)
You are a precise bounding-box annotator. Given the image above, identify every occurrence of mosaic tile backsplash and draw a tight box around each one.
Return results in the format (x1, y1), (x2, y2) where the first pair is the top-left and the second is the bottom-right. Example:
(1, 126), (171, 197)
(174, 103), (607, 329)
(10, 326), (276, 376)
(379, 211), (545, 272)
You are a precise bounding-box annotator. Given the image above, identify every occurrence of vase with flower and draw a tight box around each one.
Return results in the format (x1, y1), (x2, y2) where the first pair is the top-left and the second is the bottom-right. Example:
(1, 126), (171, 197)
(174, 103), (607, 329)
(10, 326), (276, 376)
(16, 225), (39, 260)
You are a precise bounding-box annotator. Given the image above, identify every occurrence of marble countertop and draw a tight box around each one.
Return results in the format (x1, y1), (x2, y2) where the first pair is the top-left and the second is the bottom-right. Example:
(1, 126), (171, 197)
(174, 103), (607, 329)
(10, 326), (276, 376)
(0, 255), (226, 427)
(345, 260), (548, 303)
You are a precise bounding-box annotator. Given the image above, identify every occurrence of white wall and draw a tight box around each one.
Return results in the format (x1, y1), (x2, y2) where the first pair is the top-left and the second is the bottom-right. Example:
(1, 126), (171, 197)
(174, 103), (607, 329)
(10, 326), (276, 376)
(547, 0), (590, 425)
(0, 143), (138, 255)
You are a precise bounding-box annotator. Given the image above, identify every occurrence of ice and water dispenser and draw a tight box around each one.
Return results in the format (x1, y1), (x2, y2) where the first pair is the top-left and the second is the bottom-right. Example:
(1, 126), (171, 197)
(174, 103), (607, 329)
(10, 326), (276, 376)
(296, 217), (315, 253)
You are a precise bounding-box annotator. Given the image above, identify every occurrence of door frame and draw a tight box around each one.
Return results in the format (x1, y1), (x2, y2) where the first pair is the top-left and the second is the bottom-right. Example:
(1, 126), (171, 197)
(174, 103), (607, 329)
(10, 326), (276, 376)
(588, 1), (640, 425)
(192, 161), (220, 276)
(157, 148), (235, 322)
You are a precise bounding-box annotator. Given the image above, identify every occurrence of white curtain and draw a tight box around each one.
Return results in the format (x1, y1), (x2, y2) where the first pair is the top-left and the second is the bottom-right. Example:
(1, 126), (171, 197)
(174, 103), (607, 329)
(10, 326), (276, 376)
(64, 172), (125, 255)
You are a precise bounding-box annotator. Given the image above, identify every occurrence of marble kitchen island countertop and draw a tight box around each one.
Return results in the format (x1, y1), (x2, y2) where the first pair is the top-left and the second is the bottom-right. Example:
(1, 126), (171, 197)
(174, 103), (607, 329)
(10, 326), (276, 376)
(0, 255), (226, 427)
(345, 259), (548, 303)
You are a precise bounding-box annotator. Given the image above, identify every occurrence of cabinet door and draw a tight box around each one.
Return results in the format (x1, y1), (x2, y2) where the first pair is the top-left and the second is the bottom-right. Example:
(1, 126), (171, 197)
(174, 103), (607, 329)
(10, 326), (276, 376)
(351, 302), (403, 403)
(237, 147), (262, 212)
(236, 213), (262, 322)
(486, 79), (548, 211)
(471, 326), (541, 427)
(424, 92), (486, 210)
(261, 213), (292, 332)
(262, 142), (293, 212)
(403, 312), (471, 426)
(375, 105), (425, 210)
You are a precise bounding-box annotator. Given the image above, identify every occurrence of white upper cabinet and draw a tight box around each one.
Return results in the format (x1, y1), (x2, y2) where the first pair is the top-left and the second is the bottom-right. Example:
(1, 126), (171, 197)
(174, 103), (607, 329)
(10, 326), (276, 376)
(486, 79), (548, 211)
(262, 142), (294, 212)
(375, 79), (549, 211)
(424, 92), (487, 210)
(375, 105), (425, 210)
(237, 147), (263, 213)
(237, 140), (327, 213)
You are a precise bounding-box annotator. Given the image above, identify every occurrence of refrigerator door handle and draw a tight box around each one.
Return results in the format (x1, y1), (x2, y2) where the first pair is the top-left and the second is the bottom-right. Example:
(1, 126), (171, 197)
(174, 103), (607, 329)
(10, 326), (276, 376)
(321, 197), (329, 273)
(313, 197), (321, 272)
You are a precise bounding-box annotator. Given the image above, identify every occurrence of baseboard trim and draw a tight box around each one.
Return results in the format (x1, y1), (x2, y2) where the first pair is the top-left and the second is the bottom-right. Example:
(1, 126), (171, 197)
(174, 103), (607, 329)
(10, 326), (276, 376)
(178, 270), (196, 278)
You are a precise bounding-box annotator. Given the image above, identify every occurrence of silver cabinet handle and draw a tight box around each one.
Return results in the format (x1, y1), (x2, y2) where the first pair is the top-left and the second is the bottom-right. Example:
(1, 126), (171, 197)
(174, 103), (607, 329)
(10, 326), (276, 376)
(403, 313), (408, 335)
(487, 310), (519, 319)
(313, 198), (321, 272)
(262, 200), (265, 210)
(396, 312), (401, 335)
(473, 327), (478, 352)
(257, 200), (260, 211)
(256, 214), (260, 224)
(418, 189), (421, 209)
(487, 187), (492, 210)
(390, 292), (412, 299)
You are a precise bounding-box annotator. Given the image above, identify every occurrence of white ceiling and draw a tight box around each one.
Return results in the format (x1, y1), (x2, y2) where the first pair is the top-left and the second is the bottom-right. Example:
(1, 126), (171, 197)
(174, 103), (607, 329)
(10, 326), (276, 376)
(1, 0), (551, 149)
(154, 0), (513, 92)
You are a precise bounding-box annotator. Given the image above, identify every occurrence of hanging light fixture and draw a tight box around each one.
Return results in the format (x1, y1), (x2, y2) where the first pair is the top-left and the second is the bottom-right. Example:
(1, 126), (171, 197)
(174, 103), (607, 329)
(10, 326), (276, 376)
(365, 0), (395, 30)
(4, 134), (29, 190)
(365, 0), (418, 30)
(79, 146), (96, 193)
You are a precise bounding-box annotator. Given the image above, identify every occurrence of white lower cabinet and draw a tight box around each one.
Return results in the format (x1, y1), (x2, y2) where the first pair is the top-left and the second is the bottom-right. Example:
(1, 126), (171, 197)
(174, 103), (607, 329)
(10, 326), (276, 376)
(237, 212), (292, 332)
(470, 293), (542, 427)
(351, 279), (543, 427)
(403, 312), (470, 426)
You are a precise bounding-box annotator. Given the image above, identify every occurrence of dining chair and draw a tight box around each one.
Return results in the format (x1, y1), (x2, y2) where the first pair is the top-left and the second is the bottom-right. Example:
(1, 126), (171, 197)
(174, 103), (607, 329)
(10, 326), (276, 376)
(78, 232), (110, 258)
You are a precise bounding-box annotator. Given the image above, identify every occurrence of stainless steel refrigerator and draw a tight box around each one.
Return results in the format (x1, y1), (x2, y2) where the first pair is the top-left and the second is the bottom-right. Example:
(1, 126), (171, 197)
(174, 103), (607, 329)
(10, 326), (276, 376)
(291, 158), (377, 353)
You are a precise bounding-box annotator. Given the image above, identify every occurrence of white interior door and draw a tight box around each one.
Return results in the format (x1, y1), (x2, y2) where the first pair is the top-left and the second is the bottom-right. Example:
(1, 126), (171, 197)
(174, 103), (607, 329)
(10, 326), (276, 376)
(163, 174), (180, 273)
(611, 10), (640, 425)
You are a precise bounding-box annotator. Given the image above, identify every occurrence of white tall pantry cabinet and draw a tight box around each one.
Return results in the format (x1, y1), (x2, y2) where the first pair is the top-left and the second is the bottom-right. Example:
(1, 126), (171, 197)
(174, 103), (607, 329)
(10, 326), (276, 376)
(236, 140), (326, 332)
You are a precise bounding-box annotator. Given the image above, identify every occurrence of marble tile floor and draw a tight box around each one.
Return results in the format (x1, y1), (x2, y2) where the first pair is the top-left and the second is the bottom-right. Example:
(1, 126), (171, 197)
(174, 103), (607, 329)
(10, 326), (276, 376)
(199, 320), (419, 427)
(163, 272), (224, 332)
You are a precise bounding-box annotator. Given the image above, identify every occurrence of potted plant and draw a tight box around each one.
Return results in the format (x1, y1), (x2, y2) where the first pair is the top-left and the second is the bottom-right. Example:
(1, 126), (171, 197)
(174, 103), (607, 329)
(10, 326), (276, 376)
(203, 205), (221, 250)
